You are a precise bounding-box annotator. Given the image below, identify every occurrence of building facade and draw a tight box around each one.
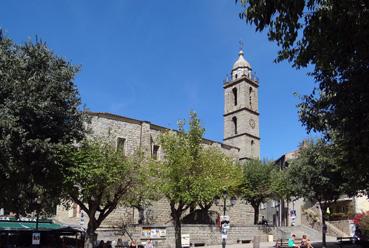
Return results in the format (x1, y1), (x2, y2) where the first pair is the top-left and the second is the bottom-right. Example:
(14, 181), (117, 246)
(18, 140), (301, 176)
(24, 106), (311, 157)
(55, 49), (261, 245)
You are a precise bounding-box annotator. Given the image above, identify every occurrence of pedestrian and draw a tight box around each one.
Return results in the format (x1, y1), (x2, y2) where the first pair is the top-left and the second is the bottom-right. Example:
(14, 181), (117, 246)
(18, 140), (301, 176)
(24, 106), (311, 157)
(116, 238), (124, 248)
(145, 239), (154, 248)
(288, 234), (299, 248)
(130, 239), (137, 248)
(300, 234), (313, 248)
(354, 224), (362, 242)
(106, 240), (112, 248)
(97, 240), (105, 248)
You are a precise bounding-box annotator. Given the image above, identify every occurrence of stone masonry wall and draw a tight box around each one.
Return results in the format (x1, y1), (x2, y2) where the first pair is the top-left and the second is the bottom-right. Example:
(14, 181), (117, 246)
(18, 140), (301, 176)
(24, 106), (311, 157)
(56, 112), (251, 230)
(96, 224), (268, 248)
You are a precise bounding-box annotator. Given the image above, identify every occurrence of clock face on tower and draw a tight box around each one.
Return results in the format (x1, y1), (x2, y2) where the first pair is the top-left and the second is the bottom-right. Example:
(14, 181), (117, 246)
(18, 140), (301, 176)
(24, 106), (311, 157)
(249, 119), (256, 129)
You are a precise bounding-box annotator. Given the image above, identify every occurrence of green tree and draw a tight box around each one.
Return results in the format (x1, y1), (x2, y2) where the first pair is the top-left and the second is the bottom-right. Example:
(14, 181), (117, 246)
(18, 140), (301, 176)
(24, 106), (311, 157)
(195, 148), (242, 214)
(287, 139), (346, 246)
(0, 35), (85, 215)
(237, 0), (369, 191)
(270, 168), (297, 226)
(240, 159), (273, 224)
(270, 169), (295, 202)
(157, 112), (239, 248)
(157, 112), (204, 248)
(63, 140), (146, 248)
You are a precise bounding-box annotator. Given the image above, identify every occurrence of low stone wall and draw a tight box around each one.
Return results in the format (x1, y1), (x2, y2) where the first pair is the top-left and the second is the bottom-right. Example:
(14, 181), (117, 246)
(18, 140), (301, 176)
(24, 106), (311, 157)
(328, 220), (351, 236)
(301, 210), (351, 237)
(96, 224), (268, 248)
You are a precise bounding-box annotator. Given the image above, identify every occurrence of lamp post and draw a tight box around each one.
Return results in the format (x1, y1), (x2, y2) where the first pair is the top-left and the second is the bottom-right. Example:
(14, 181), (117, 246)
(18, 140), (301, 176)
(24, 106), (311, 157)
(214, 190), (237, 248)
(32, 197), (42, 247)
(33, 197), (41, 231)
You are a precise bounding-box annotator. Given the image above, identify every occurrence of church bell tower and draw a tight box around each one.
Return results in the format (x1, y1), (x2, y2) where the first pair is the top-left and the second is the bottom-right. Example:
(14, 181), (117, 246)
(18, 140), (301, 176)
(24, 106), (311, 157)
(223, 49), (260, 160)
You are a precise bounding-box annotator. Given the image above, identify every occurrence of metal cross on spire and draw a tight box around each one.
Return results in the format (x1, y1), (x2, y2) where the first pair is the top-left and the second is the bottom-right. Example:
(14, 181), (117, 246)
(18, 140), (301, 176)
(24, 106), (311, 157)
(239, 40), (244, 51)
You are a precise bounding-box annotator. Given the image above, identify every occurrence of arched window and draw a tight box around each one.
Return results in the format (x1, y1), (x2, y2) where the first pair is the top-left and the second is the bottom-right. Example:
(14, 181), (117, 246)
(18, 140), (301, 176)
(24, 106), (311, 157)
(251, 140), (255, 155)
(249, 87), (253, 108)
(232, 116), (237, 135)
(232, 87), (238, 106)
(235, 74), (238, 79)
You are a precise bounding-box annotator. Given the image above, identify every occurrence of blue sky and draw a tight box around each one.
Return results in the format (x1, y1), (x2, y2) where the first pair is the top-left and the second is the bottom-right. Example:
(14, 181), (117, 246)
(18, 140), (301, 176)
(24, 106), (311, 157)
(1, 0), (317, 159)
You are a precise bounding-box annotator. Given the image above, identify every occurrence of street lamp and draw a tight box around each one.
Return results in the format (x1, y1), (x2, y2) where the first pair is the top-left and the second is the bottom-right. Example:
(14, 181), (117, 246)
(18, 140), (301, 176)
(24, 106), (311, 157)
(34, 197), (41, 231)
(214, 190), (237, 248)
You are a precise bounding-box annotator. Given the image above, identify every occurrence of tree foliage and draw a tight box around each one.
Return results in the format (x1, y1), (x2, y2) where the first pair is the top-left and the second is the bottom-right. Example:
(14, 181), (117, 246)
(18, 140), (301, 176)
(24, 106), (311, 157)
(0, 35), (85, 215)
(63, 139), (147, 248)
(195, 148), (242, 211)
(156, 112), (238, 248)
(240, 159), (273, 224)
(270, 168), (296, 202)
(238, 0), (369, 190)
(287, 139), (346, 204)
(287, 139), (347, 246)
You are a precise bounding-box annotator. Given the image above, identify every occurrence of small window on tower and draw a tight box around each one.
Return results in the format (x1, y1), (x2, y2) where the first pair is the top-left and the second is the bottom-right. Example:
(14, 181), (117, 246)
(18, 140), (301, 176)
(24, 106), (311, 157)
(235, 74), (238, 79)
(232, 116), (237, 135)
(117, 137), (126, 156)
(152, 145), (160, 160)
(232, 87), (238, 106)
(249, 87), (253, 108)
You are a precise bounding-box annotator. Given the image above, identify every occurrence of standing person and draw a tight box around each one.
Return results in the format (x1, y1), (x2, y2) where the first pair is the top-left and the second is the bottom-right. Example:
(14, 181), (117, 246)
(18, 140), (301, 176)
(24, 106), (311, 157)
(261, 216), (267, 225)
(354, 225), (362, 242)
(130, 239), (137, 248)
(97, 240), (105, 248)
(145, 239), (153, 248)
(300, 235), (313, 248)
(288, 234), (299, 248)
(115, 238), (124, 248)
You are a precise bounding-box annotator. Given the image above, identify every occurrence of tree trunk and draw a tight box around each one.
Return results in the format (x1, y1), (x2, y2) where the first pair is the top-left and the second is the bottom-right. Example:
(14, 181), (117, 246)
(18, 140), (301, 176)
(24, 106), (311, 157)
(322, 217), (327, 248)
(320, 203), (327, 248)
(84, 233), (96, 248)
(85, 218), (98, 248)
(252, 203), (259, 225)
(138, 206), (145, 224)
(174, 215), (182, 248)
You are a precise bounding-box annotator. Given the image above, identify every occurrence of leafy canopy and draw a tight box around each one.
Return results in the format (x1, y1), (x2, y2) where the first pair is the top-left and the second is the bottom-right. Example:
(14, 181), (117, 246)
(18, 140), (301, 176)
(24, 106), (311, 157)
(63, 139), (146, 236)
(287, 139), (347, 205)
(240, 159), (273, 206)
(238, 0), (369, 191)
(157, 112), (239, 248)
(157, 112), (240, 209)
(0, 35), (85, 214)
(270, 168), (295, 201)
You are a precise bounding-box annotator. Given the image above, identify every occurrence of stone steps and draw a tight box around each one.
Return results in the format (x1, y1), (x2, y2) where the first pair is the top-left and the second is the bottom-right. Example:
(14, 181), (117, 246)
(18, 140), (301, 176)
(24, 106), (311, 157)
(273, 225), (336, 242)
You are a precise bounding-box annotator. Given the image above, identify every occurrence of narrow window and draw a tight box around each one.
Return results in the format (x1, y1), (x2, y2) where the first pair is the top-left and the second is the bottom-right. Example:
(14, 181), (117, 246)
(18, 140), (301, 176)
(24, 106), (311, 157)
(117, 137), (126, 156)
(232, 87), (238, 106)
(235, 74), (238, 79)
(251, 140), (254, 156)
(232, 116), (237, 135)
(152, 145), (160, 160)
(249, 87), (253, 108)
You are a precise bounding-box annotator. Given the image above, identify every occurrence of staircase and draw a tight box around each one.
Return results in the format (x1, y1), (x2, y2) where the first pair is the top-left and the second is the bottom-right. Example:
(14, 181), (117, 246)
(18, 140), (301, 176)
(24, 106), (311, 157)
(273, 225), (336, 242)
(303, 208), (350, 237)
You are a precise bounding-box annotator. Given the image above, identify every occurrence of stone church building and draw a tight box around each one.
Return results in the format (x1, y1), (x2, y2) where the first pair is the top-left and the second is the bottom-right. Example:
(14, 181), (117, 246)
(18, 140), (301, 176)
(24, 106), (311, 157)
(56, 49), (262, 245)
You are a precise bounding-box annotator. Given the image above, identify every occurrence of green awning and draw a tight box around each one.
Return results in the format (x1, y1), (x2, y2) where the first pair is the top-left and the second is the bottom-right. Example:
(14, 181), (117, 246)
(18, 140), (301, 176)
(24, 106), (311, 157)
(0, 221), (62, 231)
